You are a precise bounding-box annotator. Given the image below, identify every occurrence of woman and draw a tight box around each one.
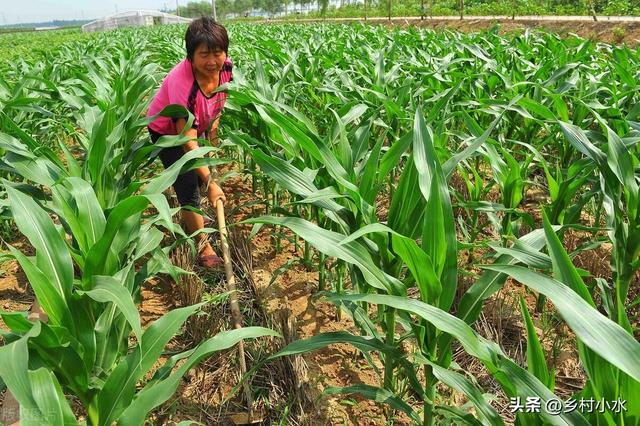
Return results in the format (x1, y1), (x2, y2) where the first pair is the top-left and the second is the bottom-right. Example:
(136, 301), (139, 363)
(147, 17), (233, 268)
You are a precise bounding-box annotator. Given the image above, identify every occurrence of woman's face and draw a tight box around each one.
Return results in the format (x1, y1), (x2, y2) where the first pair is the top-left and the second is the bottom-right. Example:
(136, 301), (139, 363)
(191, 44), (226, 78)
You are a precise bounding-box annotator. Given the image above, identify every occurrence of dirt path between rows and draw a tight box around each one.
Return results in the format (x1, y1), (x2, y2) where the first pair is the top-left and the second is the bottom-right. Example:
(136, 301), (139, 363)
(214, 168), (400, 425)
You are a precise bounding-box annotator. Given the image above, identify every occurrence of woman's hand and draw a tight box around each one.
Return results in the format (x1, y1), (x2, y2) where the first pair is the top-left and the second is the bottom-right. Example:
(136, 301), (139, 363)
(207, 181), (226, 206)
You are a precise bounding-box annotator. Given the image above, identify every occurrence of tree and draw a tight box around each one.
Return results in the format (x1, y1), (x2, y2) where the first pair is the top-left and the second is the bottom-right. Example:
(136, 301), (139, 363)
(299, 0), (312, 13)
(233, 0), (253, 15)
(589, 0), (598, 19)
(216, 0), (234, 17)
(318, 0), (329, 17)
(459, 0), (464, 19)
(261, 0), (283, 16)
(178, 1), (215, 17)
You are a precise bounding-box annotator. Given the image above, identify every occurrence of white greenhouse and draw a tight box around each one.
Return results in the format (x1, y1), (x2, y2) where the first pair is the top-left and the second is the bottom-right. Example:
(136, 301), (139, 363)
(81, 10), (192, 33)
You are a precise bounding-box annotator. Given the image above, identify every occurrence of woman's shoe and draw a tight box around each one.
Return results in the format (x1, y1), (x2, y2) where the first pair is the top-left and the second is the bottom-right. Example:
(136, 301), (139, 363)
(197, 252), (225, 270)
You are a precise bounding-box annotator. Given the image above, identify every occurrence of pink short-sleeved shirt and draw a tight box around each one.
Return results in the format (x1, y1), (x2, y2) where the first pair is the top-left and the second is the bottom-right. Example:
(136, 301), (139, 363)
(147, 57), (233, 136)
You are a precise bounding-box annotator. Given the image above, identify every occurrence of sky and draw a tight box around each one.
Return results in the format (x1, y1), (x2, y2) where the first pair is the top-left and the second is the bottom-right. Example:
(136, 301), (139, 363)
(1, 0), (185, 25)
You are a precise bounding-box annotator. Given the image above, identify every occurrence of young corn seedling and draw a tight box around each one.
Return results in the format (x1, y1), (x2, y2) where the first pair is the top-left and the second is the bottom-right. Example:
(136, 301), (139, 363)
(559, 120), (640, 328)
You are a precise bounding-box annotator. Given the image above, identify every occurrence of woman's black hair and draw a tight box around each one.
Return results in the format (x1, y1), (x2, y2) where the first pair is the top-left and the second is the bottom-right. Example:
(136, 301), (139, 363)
(185, 17), (229, 61)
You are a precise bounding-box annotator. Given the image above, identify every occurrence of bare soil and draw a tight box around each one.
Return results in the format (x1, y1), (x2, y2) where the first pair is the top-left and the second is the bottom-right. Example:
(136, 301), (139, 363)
(266, 17), (640, 46)
(404, 18), (640, 46)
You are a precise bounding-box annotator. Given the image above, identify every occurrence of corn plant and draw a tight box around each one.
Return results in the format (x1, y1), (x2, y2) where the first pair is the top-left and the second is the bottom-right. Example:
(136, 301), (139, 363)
(492, 210), (640, 425)
(559, 120), (640, 327)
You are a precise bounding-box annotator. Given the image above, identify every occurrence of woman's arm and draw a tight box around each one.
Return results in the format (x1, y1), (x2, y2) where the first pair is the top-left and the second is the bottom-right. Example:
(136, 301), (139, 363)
(209, 117), (220, 147)
(175, 117), (211, 184)
(175, 117), (226, 204)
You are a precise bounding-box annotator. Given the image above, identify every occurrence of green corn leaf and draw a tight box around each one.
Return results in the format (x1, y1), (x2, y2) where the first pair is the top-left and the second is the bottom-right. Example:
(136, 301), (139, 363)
(606, 127), (638, 219)
(254, 104), (362, 198)
(490, 245), (552, 270)
(0, 116), (66, 169)
(337, 222), (399, 246)
(98, 303), (206, 424)
(412, 107), (435, 201)
(51, 184), (89, 255)
(0, 311), (32, 333)
(326, 293), (588, 426)
(295, 186), (345, 204)
(423, 169), (446, 279)
(80, 275), (142, 342)
(64, 177), (107, 250)
(457, 227), (551, 326)
(6, 243), (72, 328)
(330, 108), (354, 172)
(83, 196), (148, 285)
(517, 97), (557, 121)
(391, 233), (442, 304)
(86, 108), (121, 184)
(442, 112), (503, 180)
(413, 354), (504, 426)
(484, 265), (640, 383)
(0, 322), (42, 416)
(351, 118), (373, 166)
(134, 227), (165, 261)
(358, 137), (383, 205)
(558, 121), (608, 170)
(3, 182), (73, 301)
(251, 149), (348, 229)
(244, 215), (404, 295)
(269, 331), (399, 359)
(519, 296), (553, 390)
(254, 102), (320, 160)
(0, 139), (66, 186)
(141, 147), (214, 195)
(141, 194), (174, 234)
(58, 140), (82, 177)
(379, 131), (412, 179)
(413, 108), (457, 311)
(17, 318), (89, 398)
(434, 404), (485, 426)
(28, 368), (77, 425)
(147, 246), (191, 284)
(388, 160), (425, 239)
(541, 211), (594, 305)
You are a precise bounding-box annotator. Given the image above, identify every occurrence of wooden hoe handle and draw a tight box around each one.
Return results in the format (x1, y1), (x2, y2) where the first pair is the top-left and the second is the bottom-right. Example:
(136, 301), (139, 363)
(216, 199), (255, 415)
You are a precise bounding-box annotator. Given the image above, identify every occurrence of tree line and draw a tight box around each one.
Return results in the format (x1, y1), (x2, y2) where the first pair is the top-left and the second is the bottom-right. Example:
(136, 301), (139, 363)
(169, 0), (640, 19)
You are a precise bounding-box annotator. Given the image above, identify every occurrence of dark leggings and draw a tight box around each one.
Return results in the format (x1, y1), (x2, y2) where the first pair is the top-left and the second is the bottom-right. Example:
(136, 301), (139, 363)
(148, 128), (201, 208)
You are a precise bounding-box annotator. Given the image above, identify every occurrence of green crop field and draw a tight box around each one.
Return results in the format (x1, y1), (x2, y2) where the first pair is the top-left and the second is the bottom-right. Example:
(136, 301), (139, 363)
(0, 28), (95, 74)
(0, 22), (639, 425)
